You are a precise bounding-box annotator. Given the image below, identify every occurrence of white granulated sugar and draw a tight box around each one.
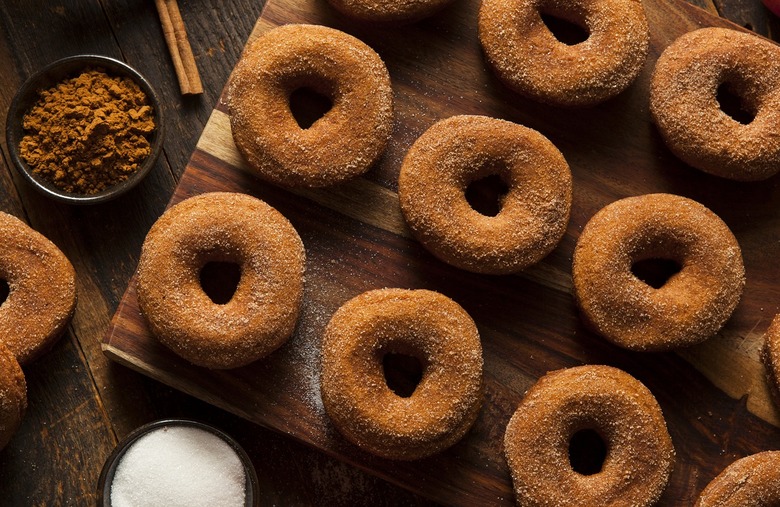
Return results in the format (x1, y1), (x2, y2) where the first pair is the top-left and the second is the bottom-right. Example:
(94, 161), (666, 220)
(290, 297), (327, 418)
(110, 425), (246, 507)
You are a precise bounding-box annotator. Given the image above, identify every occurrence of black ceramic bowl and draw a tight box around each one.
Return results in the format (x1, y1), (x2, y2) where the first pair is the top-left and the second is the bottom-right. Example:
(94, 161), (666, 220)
(5, 55), (164, 205)
(97, 419), (259, 506)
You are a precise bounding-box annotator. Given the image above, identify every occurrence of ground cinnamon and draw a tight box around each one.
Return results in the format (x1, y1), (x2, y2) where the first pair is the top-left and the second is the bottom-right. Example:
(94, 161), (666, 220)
(19, 69), (155, 195)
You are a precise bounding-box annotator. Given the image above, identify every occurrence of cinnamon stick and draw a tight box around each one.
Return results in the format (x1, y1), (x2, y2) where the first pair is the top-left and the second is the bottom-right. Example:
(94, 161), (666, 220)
(155, 0), (203, 95)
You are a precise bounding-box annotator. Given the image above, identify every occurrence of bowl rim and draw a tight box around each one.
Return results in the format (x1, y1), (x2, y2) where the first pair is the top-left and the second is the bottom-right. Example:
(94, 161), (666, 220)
(4, 54), (165, 205)
(96, 418), (259, 507)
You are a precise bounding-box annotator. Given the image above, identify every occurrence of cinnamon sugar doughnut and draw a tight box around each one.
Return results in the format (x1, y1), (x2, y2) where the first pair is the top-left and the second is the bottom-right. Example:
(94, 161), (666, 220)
(650, 28), (780, 181)
(137, 192), (305, 370)
(326, 0), (453, 23)
(572, 194), (744, 352)
(0, 211), (77, 365)
(696, 451), (780, 506)
(320, 288), (483, 460)
(0, 342), (26, 451)
(478, 0), (649, 107)
(398, 115), (571, 274)
(504, 365), (675, 507)
(761, 314), (780, 407)
(227, 24), (393, 187)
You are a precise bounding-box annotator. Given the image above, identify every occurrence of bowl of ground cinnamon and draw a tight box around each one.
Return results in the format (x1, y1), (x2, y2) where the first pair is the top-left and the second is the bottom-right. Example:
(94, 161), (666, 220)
(5, 55), (164, 204)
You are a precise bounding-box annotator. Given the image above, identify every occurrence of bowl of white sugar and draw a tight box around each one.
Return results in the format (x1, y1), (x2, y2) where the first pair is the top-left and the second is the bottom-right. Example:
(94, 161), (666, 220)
(97, 419), (259, 507)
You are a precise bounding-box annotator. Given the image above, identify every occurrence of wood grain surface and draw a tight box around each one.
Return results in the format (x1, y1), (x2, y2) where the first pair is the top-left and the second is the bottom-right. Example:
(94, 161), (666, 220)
(101, 0), (780, 505)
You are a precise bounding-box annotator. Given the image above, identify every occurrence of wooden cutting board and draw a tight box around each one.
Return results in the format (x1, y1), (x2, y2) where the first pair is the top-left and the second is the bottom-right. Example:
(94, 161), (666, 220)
(102, 0), (780, 504)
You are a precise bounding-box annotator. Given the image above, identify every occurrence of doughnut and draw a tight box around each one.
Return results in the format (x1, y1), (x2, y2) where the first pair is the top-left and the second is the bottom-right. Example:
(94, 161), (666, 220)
(136, 192), (305, 370)
(478, 0), (649, 107)
(761, 314), (780, 407)
(398, 115), (572, 274)
(320, 288), (483, 460)
(0, 211), (77, 365)
(326, 0), (453, 23)
(227, 24), (393, 187)
(696, 451), (780, 506)
(572, 193), (744, 352)
(0, 342), (26, 451)
(504, 365), (675, 507)
(650, 28), (780, 181)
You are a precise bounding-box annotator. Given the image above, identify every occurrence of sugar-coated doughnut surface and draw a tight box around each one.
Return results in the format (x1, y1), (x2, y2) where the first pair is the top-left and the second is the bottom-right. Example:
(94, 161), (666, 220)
(761, 315), (780, 408)
(696, 451), (780, 506)
(137, 192), (305, 370)
(0, 342), (26, 451)
(650, 28), (780, 181)
(227, 24), (393, 187)
(398, 115), (571, 274)
(320, 288), (483, 460)
(0, 212), (77, 365)
(572, 193), (744, 352)
(478, 0), (649, 107)
(504, 365), (675, 507)
(326, 0), (454, 23)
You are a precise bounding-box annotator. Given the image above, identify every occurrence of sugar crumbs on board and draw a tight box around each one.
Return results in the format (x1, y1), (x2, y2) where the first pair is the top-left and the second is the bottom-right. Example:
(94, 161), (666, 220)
(110, 425), (246, 507)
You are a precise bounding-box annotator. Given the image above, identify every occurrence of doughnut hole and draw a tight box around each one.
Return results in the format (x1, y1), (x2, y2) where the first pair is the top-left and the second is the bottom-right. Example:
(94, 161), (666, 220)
(629, 236), (684, 289)
(569, 428), (608, 475)
(377, 339), (428, 398)
(380, 346), (426, 398)
(631, 258), (682, 289)
(465, 173), (510, 217)
(289, 87), (334, 129)
(0, 279), (8, 307)
(199, 260), (242, 305)
(716, 79), (756, 125)
(539, 4), (589, 46)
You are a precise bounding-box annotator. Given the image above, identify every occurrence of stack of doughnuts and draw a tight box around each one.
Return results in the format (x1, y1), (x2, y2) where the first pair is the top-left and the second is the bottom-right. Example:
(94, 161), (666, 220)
(0, 211), (77, 450)
(0, 342), (26, 451)
(0, 212), (77, 365)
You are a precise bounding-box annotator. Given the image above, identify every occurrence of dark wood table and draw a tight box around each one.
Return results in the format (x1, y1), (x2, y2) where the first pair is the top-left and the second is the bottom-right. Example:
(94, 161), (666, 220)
(0, 1), (778, 505)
